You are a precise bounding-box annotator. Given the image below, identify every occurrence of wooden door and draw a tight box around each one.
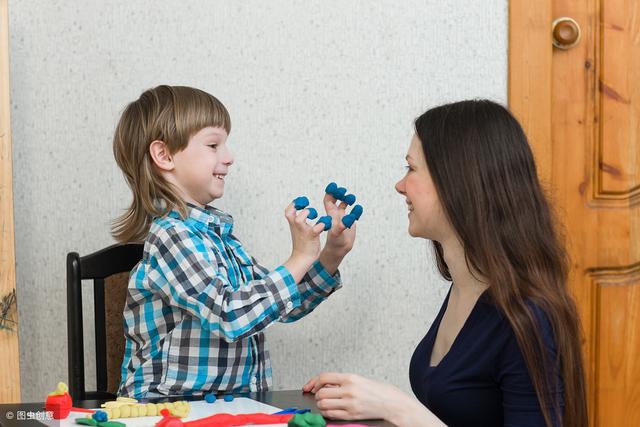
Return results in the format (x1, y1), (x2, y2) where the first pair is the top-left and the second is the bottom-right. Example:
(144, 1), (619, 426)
(0, 0), (20, 403)
(510, 0), (640, 425)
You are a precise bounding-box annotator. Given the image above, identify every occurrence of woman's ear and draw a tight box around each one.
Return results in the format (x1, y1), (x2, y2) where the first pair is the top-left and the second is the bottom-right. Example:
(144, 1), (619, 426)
(149, 140), (174, 171)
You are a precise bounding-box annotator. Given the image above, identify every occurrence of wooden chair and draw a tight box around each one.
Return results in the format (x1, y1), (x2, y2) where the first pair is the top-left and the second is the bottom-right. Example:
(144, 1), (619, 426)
(66, 243), (143, 400)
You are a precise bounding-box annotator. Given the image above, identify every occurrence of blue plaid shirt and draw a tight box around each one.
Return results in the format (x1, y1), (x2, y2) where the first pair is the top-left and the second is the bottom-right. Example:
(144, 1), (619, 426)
(118, 204), (341, 398)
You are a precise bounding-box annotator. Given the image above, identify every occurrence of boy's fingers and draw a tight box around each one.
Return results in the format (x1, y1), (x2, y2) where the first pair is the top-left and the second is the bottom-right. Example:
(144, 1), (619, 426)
(285, 203), (297, 222)
(312, 222), (326, 235)
(323, 193), (338, 212)
(323, 192), (337, 204)
(294, 209), (310, 224)
(329, 218), (346, 235)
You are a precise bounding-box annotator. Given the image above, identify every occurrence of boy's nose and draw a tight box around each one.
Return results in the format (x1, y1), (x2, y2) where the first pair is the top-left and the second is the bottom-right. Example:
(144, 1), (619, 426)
(223, 147), (234, 166)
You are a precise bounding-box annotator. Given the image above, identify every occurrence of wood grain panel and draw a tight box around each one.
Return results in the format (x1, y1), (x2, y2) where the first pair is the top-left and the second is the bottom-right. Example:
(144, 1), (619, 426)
(0, 0), (21, 404)
(597, 0), (640, 200)
(508, 0), (553, 186)
(589, 265), (640, 425)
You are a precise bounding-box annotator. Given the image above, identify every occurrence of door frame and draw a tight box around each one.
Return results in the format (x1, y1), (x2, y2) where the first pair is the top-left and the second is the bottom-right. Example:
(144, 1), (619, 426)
(0, 0), (21, 403)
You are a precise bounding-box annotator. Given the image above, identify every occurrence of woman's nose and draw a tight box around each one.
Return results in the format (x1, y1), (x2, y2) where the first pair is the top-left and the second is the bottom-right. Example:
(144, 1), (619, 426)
(395, 177), (405, 195)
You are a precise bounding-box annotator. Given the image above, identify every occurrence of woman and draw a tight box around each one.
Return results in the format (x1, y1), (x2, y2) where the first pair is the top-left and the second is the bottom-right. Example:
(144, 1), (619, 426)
(304, 100), (587, 427)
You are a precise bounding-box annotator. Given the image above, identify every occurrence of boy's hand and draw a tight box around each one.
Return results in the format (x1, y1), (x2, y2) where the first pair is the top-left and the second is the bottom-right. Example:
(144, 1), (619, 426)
(322, 193), (356, 257)
(284, 203), (324, 264)
(316, 193), (357, 274)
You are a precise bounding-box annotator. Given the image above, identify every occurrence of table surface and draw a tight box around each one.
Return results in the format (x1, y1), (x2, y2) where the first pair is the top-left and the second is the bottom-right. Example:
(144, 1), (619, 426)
(0, 390), (394, 427)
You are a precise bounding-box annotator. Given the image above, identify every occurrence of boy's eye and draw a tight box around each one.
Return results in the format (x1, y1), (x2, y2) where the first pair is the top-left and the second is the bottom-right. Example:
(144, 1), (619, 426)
(404, 165), (413, 171)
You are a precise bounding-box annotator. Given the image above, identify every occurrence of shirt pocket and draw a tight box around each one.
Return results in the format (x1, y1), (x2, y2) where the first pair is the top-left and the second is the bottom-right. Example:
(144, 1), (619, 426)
(224, 237), (255, 279)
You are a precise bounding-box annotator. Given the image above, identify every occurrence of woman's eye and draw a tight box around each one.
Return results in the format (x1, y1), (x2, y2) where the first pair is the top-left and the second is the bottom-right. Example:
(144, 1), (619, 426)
(404, 165), (412, 171)
(208, 144), (218, 150)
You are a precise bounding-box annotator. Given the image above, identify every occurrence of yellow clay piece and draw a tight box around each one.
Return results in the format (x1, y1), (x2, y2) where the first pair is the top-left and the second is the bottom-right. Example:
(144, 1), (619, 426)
(87, 401), (191, 420)
(48, 382), (69, 396)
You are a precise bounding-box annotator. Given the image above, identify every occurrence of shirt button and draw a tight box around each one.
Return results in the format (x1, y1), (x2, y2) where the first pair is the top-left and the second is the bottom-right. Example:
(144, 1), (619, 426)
(286, 301), (293, 310)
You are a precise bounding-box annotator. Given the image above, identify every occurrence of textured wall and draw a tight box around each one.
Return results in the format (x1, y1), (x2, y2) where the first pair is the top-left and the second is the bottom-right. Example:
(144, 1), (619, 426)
(9, 0), (506, 401)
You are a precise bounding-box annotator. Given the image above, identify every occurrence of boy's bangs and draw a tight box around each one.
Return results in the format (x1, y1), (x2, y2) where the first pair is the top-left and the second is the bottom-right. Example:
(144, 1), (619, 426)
(174, 88), (231, 143)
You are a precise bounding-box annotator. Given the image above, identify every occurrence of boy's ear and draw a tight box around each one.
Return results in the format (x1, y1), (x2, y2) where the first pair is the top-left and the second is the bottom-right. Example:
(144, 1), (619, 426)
(149, 140), (174, 171)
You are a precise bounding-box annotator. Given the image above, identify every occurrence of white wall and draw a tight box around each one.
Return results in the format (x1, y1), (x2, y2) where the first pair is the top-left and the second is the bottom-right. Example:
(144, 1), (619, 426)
(9, 0), (507, 402)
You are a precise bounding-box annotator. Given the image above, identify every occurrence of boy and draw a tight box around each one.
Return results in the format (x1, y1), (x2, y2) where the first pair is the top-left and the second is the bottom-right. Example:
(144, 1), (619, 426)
(113, 85), (355, 397)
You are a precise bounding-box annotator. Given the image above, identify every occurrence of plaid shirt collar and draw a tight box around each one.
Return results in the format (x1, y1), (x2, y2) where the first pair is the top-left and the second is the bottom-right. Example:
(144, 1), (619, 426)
(167, 203), (234, 236)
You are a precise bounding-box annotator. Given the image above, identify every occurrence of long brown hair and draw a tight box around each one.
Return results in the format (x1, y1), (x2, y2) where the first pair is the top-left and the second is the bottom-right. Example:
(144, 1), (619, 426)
(112, 85), (231, 243)
(416, 100), (587, 427)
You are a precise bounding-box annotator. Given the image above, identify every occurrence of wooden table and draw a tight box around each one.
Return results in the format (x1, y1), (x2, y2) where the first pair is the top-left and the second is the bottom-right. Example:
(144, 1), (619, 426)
(0, 390), (394, 427)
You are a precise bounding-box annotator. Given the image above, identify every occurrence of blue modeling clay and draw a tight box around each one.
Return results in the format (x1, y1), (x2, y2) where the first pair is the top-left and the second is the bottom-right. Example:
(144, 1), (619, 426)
(342, 214), (356, 229)
(351, 204), (363, 220)
(306, 207), (318, 220)
(204, 393), (217, 403)
(92, 411), (108, 422)
(343, 194), (356, 205)
(274, 408), (311, 415)
(333, 187), (347, 200)
(325, 182), (338, 195)
(317, 216), (332, 231)
(293, 196), (310, 210)
(223, 394), (234, 402)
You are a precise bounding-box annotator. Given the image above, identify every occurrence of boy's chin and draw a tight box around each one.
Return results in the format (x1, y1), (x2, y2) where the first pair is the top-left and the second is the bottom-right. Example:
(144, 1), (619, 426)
(193, 194), (220, 206)
(206, 192), (223, 204)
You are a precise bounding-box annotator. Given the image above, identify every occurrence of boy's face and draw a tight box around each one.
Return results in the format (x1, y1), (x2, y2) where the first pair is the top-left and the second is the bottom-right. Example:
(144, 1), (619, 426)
(171, 126), (233, 206)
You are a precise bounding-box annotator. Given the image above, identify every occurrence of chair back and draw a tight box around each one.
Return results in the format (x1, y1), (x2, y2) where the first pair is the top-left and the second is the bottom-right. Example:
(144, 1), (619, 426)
(66, 243), (143, 400)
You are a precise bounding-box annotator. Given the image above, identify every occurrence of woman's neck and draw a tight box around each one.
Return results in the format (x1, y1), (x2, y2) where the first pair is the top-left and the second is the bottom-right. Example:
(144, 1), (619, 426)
(440, 237), (488, 299)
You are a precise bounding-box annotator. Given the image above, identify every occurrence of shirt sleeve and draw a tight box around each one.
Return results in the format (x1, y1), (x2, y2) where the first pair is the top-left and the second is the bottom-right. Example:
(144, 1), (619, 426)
(145, 224), (304, 343)
(497, 305), (564, 427)
(251, 258), (342, 323)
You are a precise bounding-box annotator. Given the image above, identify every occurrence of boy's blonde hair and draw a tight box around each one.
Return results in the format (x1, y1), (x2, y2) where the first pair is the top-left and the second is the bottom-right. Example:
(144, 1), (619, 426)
(112, 85), (231, 243)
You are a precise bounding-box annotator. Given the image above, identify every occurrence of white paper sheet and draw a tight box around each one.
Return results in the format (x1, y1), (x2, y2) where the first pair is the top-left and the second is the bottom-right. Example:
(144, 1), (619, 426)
(42, 398), (287, 427)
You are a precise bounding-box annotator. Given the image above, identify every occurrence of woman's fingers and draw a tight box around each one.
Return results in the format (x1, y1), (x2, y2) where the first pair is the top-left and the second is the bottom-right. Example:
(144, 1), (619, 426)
(316, 397), (348, 411)
(315, 385), (344, 400)
(302, 377), (317, 392)
(319, 409), (352, 420)
(311, 372), (350, 393)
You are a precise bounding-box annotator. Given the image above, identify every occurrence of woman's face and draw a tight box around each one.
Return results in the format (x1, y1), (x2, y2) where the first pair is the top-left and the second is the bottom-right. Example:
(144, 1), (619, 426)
(395, 134), (451, 240)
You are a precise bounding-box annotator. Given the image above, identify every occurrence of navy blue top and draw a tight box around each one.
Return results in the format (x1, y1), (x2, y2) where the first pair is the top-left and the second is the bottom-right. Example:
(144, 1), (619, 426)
(409, 288), (564, 427)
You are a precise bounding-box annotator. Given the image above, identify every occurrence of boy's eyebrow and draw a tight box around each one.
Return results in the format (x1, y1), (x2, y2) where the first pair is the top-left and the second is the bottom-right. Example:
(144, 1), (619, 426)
(205, 132), (224, 138)
(202, 127), (227, 137)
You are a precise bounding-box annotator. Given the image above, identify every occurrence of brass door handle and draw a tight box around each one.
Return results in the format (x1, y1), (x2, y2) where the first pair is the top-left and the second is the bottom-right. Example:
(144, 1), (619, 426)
(552, 17), (581, 49)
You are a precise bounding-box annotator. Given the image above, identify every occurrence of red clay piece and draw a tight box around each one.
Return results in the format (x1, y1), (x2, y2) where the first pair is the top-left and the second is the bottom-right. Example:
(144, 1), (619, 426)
(45, 392), (72, 419)
(178, 412), (293, 427)
(156, 409), (185, 427)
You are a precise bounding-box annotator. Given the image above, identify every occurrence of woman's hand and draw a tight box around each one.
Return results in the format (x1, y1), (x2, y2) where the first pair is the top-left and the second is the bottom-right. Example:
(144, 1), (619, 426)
(303, 373), (446, 427)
